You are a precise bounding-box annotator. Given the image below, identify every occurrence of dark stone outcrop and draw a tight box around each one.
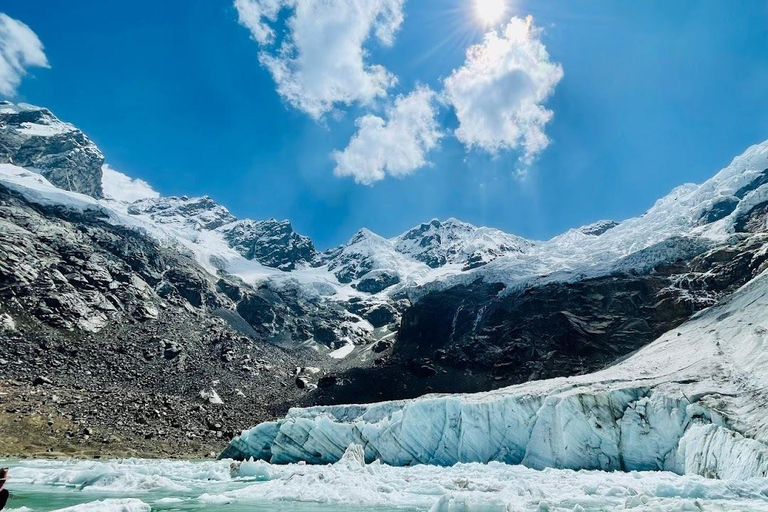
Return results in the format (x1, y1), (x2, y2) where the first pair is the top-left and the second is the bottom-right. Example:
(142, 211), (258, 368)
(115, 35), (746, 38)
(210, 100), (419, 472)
(220, 219), (318, 271)
(0, 102), (104, 198)
(312, 234), (768, 405)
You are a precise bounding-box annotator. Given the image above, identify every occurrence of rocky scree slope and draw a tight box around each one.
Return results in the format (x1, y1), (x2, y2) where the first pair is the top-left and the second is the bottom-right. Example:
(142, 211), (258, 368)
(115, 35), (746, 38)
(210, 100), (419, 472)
(0, 178), (320, 457)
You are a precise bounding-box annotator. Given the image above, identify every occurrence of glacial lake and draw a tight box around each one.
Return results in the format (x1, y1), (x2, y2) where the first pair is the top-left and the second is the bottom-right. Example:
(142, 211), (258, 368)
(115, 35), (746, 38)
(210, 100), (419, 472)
(3, 458), (768, 511)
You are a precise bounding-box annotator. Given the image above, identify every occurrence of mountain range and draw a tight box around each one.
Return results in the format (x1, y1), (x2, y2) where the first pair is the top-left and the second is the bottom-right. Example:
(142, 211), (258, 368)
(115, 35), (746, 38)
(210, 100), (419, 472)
(2, 100), (768, 461)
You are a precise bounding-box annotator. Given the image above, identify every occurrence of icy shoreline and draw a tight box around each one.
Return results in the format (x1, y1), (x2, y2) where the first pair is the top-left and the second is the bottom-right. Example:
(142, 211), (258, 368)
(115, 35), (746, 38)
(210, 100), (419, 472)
(5, 457), (768, 511)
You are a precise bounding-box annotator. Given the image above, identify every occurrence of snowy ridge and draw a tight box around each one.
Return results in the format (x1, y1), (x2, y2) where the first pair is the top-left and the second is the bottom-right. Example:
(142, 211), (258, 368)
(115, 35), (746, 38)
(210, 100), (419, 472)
(319, 139), (768, 297)
(393, 218), (534, 269)
(4, 99), (768, 303)
(0, 101), (78, 137)
(5, 110), (768, 302)
(224, 265), (768, 479)
(101, 165), (159, 203)
(428, 140), (768, 293)
(0, 163), (283, 283)
(0, 101), (105, 197)
(326, 228), (431, 284)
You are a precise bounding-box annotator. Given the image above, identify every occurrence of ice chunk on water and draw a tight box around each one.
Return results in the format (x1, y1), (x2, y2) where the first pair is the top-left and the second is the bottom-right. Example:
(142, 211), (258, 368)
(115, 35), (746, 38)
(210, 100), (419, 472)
(8, 458), (768, 511)
(51, 499), (150, 512)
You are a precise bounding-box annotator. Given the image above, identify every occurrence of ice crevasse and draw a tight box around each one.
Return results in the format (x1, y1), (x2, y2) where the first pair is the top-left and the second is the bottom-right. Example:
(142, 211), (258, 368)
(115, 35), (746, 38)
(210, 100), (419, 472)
(223, 269), (768, 480)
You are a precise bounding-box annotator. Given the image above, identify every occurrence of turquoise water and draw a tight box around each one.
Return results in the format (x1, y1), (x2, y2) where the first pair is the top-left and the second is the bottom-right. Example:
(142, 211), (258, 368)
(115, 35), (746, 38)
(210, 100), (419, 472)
(7, 487), (413, 511)
(6, 483), (417, 511)
(2, 459), (421, 512)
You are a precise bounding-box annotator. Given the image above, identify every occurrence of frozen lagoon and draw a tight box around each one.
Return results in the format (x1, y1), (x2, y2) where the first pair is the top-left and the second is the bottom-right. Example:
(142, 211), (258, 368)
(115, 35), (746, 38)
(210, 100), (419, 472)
(3, 457), (768, 511)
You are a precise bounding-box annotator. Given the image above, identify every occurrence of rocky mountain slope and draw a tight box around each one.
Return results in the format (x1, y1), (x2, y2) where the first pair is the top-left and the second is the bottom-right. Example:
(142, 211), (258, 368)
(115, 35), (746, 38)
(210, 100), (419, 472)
(3, 101), (768, 460)
(0, 102), (104, 198)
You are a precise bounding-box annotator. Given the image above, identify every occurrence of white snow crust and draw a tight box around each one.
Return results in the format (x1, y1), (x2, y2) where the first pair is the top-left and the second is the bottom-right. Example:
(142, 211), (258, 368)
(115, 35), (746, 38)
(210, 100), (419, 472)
(1, 102), (77, 137)
(6, 457), (768, 511)
(49, 499), (150, 512)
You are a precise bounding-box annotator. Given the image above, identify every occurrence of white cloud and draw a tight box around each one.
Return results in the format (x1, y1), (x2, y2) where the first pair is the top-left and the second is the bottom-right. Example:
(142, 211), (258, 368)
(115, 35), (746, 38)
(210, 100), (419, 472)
(234, 0), (404, 119)
(443, 16), (563, 165)
(333, 86), (442, 185)
(0, 13), (49, 97)
(101, 165), (160, 204)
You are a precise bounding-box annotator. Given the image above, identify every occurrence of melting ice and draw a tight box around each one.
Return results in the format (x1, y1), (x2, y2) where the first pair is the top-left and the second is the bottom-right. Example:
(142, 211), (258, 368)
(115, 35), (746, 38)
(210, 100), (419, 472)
(3, 455), (768, 511)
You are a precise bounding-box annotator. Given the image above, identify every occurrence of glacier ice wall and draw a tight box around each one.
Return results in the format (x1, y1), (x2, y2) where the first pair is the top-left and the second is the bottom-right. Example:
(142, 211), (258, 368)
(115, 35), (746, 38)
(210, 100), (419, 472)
(223, 385), (767, 479)
(223, 269), (768, 479)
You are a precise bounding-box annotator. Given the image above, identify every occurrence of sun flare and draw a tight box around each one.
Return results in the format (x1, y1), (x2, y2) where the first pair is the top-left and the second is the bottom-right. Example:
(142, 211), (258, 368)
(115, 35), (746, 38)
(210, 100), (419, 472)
(474, 0), (506, 25)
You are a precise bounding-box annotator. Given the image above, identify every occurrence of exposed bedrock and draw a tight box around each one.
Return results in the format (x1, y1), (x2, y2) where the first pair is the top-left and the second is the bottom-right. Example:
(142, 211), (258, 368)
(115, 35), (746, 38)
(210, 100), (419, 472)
(0, 103), (104, 198)
(312, 235), (768, 405)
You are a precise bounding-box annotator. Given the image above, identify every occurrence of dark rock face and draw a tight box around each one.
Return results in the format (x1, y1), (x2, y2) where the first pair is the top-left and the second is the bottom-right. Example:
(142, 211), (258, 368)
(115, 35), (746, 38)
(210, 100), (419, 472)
(700, 197), (739, 224)
(0, 185), (227, 332)
(361, 304), (398, 328)
(356, 272), (400, 294)
(579, 220), (620, 236)
(735, 202), (768, 233)
(397, 276), (692, 379)
(734, 168), (768, 198)
(220, 219), (318, 271)
(312, 235), (768, 405)
(0, 102), (104, 198)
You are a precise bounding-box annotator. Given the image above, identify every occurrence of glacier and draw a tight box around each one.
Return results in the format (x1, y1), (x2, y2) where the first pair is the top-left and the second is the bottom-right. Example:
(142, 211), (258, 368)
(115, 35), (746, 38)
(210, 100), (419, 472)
(223, 263), (768, 479)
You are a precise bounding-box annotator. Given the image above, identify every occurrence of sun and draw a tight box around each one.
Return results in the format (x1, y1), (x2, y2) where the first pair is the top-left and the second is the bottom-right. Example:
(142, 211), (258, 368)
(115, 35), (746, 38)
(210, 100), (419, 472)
(474, 0), (506, 25)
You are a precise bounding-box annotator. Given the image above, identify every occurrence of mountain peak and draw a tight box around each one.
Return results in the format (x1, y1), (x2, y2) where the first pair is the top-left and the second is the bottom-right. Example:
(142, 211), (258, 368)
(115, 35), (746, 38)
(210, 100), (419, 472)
(394, 216), (534, 269)
(127, 195), (237, 230)
(219, 218), (318, 271)
(0, 101), (104, 198)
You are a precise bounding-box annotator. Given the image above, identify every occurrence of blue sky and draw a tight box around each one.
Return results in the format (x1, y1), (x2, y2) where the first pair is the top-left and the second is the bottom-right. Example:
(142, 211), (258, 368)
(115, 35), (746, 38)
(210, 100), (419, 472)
(3, 1), (768, 248)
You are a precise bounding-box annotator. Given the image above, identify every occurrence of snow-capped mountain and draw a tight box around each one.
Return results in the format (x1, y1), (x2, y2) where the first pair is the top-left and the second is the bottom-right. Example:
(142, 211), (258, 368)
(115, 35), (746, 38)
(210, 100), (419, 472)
(324, 228), (428, 292)
(4, 100), (768, 465)
(321, 219), (538, 295)
(220, 218), (318, 271)
(0, 101), (104, 198)
(394, 218), (535, 270)
(127, 195), (237, 231)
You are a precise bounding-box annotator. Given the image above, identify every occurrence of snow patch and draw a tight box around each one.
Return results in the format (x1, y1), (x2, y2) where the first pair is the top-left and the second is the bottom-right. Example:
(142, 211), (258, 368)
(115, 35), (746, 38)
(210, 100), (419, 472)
(328, 343), (355, 359)
(0, 312), (16, 331)
(200, 389), (224, 405)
